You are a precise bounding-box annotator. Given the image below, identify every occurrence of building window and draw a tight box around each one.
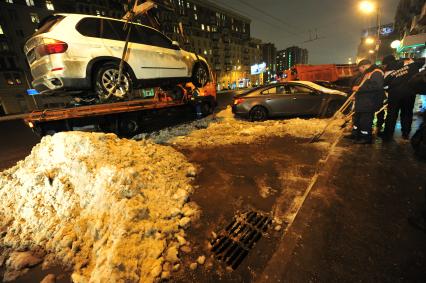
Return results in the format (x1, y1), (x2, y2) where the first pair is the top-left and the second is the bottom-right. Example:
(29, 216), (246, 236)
(46, 0), (54, 10)
(186, 2), (190, 8)
(193, 4), (196, 11)
(4, 73), (14, 85)
(25, 0), (34, 6)
(13, 73), (22, 85)
(30, 13), (40, 24)
(16, 29), (24, 37)
(194, 14), (197, 20)
(5, 0), (13, 3)
(0, 58), (6, 70)
(7, 57), (16, 68)
(201, 24), (204, 30)
(0, 25), (3, 35)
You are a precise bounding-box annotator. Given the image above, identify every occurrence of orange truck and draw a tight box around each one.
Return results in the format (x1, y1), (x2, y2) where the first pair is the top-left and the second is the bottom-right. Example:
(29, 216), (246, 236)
(280, 64), (358, 83)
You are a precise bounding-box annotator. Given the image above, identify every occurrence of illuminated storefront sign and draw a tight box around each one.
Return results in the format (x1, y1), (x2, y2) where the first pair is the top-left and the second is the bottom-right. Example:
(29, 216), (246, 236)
(250, 62), (266, 75)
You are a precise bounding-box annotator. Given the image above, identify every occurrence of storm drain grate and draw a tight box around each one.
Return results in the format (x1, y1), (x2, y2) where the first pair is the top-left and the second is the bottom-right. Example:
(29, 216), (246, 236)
(210, 210), (272, 270)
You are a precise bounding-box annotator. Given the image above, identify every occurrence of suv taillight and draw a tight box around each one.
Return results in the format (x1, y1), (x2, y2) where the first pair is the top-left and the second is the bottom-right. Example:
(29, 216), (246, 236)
(35, 39), (68, 58)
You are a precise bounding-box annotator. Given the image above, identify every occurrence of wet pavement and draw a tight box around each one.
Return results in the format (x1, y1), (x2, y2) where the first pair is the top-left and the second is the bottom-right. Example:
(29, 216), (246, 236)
(277, 135), (426, 283)
(173, 136), (329, 282)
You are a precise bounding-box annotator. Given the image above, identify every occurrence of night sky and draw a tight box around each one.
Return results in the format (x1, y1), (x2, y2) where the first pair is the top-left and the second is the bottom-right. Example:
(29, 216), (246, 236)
(214, 0), (400, 64)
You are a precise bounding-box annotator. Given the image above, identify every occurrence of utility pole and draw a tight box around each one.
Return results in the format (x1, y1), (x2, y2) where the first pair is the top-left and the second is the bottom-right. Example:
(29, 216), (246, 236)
(375, 0), (381, 62)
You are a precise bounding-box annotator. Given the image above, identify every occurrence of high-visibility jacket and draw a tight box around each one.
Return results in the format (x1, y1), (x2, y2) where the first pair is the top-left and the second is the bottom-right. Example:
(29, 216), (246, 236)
(354, 65), (385, 112)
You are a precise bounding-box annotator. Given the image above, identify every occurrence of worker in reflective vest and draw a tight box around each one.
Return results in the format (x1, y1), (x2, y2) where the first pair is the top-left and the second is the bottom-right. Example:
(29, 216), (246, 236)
(382, 56), (425, 141)
(345, 59), (385, 144)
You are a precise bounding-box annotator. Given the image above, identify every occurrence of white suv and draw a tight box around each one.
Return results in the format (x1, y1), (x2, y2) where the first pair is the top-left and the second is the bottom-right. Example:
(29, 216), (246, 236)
(24, 14), (210, 100)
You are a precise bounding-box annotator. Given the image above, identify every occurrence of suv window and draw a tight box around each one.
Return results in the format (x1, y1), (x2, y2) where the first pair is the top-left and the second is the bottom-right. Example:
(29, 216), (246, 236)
(76, 17), (100, 38)
(130, 25), (150, 45)
(143, 26), (173, 49)
(101, 19), (125, 41)
(33, 15), (65, 36)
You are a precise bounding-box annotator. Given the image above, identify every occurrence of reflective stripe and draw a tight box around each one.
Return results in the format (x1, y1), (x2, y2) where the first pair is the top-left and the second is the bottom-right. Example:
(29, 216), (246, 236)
(361, 131), (369, 135)
(353, 126), (358, 129)
(354, 68), (385, 88)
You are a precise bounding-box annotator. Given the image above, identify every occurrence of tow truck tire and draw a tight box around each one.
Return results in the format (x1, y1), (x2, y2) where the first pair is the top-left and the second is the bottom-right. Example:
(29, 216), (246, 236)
(192, 63), (209, 88)
(94, 63), (133, 102)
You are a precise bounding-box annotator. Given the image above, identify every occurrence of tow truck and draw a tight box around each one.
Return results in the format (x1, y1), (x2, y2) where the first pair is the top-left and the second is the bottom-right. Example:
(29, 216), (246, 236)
(23, 0), (217, 137)
(24, 82), (216, 137)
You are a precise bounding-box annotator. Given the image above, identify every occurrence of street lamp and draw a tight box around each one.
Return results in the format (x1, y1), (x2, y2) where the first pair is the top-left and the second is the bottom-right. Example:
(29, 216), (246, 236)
(359, 1), (376, 14)
(390, 40), (401, 49)
(358, 0), (381, 61)
(365, 37), (375, 45)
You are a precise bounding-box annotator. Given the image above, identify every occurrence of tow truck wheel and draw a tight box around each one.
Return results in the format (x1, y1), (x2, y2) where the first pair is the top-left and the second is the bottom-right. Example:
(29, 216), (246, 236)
(94, 63), (133, 102)
(192, 63), (209, 88)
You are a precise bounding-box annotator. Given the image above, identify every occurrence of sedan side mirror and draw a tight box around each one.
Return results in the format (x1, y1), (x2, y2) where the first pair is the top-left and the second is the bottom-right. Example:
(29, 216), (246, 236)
(172, 41), (180, 49)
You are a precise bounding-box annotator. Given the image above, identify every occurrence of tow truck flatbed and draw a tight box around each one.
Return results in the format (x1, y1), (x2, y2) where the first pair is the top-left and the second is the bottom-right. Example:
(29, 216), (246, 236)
(24, 86), (217, 137)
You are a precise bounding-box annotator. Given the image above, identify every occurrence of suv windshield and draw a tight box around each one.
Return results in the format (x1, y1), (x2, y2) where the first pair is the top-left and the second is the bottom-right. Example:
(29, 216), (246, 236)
(33, 15), (65, 36)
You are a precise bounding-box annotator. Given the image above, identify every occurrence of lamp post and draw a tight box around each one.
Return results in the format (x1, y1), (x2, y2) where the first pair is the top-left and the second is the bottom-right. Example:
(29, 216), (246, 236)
(359, 0), (381, 62)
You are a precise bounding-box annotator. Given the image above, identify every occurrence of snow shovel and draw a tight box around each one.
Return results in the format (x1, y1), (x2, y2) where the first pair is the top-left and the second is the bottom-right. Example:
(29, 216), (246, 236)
(309, 92), (355, 143)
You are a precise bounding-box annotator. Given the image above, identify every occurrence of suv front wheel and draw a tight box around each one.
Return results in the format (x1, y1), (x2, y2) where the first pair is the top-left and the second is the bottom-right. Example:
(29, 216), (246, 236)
(192, 63), (209, 88)
(94, 63), (133, 102)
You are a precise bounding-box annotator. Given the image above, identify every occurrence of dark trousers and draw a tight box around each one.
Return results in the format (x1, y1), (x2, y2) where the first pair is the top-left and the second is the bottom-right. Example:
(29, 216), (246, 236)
(376, 108), (386, 132)
(384, 93), (416, 137)
(353, 112), (375, 137)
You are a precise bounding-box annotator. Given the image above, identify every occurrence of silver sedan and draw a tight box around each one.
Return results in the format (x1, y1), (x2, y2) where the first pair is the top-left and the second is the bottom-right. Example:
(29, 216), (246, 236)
(232, 81), (347, 121)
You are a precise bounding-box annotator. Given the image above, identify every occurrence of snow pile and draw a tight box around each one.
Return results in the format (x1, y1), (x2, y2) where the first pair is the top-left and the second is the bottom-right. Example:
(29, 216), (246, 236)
(135, 107), (339, 147)
(0, 132), (198, 283)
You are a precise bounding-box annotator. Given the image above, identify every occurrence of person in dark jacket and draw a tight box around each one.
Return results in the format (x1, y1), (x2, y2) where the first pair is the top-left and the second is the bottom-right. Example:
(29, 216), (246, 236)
(345, 59), (385, 144)
(382, 57), (425, 141)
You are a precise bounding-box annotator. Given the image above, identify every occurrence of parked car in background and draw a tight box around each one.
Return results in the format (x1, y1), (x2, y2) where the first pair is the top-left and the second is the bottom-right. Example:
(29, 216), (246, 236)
(24, 14), (210, 100)
(232, 81), (347, 121)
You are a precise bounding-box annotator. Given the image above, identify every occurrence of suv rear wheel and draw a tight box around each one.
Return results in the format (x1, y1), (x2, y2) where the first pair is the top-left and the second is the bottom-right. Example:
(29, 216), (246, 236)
(192, 63), (209, 88)
(94, 63), (133, 102)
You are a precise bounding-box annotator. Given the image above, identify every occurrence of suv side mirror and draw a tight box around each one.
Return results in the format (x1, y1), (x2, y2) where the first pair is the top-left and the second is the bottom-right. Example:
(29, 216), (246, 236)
(172, 41), (180, 49)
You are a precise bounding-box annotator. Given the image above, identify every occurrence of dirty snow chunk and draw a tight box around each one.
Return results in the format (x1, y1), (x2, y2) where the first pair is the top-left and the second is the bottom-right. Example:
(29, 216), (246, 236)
(6, 251), (42, 270)
(40, 274), (56, 283)
(197, 255), (206, 265)
(3, 268), (30, 282)
(0, 132), (197, 283)
(189, 262), (198, 270)
(135, 110), (340, 147)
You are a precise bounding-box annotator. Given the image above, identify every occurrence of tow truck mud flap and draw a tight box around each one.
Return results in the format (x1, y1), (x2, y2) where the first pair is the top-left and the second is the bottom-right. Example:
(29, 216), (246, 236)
(210, 210), (272, 270)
